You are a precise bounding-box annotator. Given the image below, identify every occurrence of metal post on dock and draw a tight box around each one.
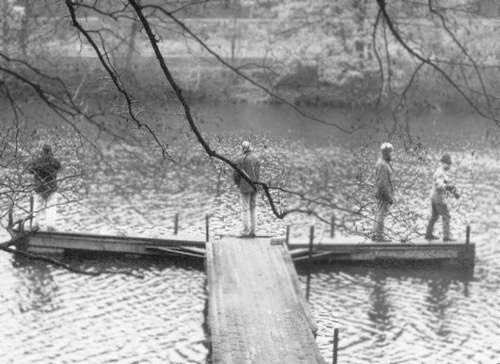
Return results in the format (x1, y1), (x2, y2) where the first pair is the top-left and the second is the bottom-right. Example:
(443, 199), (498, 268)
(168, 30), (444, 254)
(330, 215), (335, 238)
(29, 195), (34, 231)
(174, 213), (179, 235)
(332, 328), (339, 364)
(285, 225), (290, 249)
(205, 214), (210, 242)
(466, 225), (470, 245)
(306, 225), (314, 301)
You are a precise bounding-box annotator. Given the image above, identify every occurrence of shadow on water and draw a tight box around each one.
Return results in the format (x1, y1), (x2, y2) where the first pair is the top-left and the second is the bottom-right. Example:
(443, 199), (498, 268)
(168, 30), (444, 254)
(62, 250), (205, 271)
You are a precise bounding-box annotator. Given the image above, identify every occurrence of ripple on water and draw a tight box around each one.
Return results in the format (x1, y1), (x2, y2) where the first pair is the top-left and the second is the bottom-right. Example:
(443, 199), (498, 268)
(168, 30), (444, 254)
(0, 256), (207, 364)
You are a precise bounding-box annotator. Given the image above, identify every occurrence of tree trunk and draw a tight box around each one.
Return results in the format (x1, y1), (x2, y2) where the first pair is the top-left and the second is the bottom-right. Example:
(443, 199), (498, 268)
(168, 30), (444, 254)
(125, 19), (140, 70)
(19, 0), (32, 59)
(1, 0), (10, 56)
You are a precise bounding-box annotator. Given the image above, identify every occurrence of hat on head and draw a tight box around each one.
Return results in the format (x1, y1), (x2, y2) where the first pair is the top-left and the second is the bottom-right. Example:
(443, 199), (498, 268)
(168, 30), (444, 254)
(242, 140), (251, 152)
(440, 153), (452, 165)
(380, 142), (393, 151)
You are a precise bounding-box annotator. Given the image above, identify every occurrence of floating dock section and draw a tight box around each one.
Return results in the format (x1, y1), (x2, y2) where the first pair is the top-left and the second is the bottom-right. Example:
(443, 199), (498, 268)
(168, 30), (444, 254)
(11, 230), (475, 267)
(205, 237), (324, 364)
(13, 230), (206, 258)
(282, 235), (475, 268)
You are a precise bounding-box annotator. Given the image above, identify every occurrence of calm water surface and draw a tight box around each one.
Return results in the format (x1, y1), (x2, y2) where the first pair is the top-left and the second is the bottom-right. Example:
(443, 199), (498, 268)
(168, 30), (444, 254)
(1, 103), (499, 363)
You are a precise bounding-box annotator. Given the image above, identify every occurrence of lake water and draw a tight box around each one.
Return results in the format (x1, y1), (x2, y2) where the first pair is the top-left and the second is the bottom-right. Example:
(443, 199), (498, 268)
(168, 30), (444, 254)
(1, 102), (499, 363)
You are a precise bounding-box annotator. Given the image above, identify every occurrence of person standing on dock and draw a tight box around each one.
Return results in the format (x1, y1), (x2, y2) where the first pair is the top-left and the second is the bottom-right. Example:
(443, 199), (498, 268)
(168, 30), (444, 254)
(233, 141), (260, 237)
(425, 153), (460, 241)
(372, 142), (394, 242)
(28, 144), (61, 231)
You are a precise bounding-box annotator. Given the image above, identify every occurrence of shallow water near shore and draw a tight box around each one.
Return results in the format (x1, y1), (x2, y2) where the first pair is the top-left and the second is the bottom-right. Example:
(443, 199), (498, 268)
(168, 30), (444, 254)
(1, 102), (500, 363)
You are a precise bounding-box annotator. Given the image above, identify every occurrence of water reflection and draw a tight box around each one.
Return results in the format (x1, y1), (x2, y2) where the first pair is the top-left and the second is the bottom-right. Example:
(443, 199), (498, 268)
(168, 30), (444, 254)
(307, 263), (479, 363)
(426, 279), (451, 318)
(11, 256), (59, 314)
(367, 271), (392, 334)
(426, 278), (453, 337)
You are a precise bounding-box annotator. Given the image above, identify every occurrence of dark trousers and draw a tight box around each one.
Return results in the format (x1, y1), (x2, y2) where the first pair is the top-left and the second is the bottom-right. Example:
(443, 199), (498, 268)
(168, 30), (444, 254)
(425, 202), (450, 239)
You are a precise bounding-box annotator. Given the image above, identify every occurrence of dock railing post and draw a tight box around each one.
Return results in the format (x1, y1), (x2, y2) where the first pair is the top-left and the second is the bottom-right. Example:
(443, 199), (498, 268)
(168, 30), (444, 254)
(330, 215), (335, 238)
(29, 195), (34, 231)
(205, 214), (210, 243)
(466, 225), (470, 245)
(306, 225), (314, 301)
(332, 327), (339, 364)
(285, 225), (290, 249)
(174, 213), (179, 235)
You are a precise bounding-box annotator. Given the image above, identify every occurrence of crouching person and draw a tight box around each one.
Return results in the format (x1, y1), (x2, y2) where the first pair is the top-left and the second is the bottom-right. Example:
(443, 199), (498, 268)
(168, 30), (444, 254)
(233, 141), (260, 237)
(425, 153), (460, 242)
(28, 144), (61, 231)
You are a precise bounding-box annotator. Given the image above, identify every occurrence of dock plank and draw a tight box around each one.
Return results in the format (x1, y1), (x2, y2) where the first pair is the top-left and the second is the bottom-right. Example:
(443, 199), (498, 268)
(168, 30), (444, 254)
(206, 238), (324, 364)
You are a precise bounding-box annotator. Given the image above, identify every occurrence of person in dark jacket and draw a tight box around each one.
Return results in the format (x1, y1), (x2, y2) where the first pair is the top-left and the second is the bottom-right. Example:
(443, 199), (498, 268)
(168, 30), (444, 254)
(425, 153), (460, 241)
(372, 142), (394, 242)
(233, 141), (260, 237)
(28, 144), (61, 230)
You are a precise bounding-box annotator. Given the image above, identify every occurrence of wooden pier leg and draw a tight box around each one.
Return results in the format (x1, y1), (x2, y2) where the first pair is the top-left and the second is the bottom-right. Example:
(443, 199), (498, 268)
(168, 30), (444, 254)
(285, 225), (290, 249)
(29, 195), (34, 231)
(174, 213), (179, 235)
(306, 225), (314, 301)
(330, 215), (335, 238)
(332, 328), (339, 364)
(466, 225), (470, 245)
(205, 215), (210, 243)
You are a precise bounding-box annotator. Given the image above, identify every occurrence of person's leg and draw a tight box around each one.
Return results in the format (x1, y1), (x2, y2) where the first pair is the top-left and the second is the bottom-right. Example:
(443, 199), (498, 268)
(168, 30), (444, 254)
(249, 192), (257, 235)
(439, 203), (451, 240)
(425, 202), (439, 239)
(33, 194), (46, 228)
(240, 192), (250, 234)
(45, 193), (58, 230)
(373, 200), (388, 240)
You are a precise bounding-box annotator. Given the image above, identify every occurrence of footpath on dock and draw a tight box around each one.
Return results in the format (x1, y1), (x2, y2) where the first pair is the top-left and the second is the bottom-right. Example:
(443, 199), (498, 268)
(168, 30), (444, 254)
(206, 237), (325, 364)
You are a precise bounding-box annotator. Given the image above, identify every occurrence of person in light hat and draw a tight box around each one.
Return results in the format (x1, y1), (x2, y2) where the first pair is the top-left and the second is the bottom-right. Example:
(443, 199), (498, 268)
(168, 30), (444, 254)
(233, 140), (260, 237)
(425, 153), (460, 241)
(372, 142), (394, 242)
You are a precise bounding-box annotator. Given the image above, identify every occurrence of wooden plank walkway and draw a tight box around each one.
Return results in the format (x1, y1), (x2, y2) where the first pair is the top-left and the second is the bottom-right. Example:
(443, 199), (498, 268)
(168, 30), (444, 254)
(206, 237), (325, 364)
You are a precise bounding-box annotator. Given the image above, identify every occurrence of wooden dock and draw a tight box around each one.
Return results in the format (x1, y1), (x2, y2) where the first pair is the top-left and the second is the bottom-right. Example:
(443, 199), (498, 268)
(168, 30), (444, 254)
(10, 229), (475, 267)
(281, 235), (475, 268)
(12, 230), (206, 258)
(205, 237), (324, 364)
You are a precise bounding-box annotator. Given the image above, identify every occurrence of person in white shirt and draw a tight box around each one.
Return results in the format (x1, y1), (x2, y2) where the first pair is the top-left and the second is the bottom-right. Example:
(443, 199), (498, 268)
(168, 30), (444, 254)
(425, 153), (460, 241)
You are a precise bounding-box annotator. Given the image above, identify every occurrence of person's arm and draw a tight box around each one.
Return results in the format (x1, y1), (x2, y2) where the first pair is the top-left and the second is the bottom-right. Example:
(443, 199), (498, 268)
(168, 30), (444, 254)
(443, 173), (460, 198)
(434, 171), (447, 191)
